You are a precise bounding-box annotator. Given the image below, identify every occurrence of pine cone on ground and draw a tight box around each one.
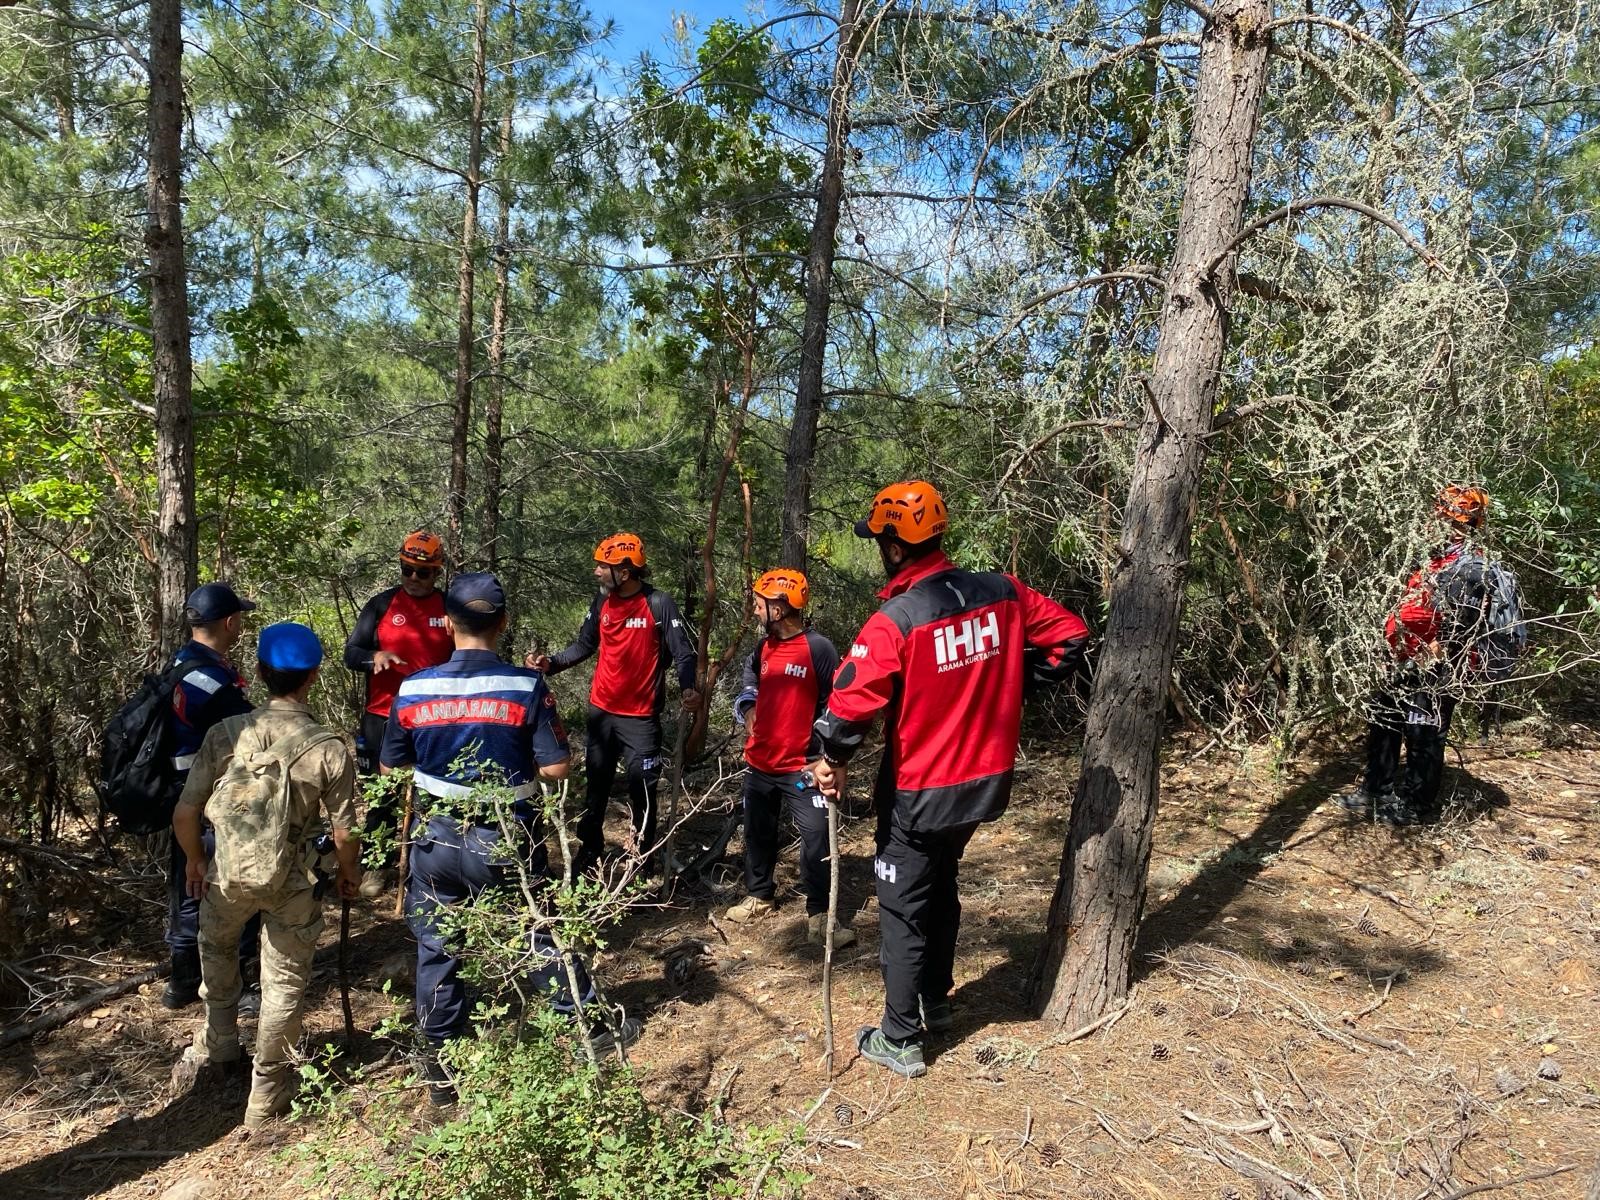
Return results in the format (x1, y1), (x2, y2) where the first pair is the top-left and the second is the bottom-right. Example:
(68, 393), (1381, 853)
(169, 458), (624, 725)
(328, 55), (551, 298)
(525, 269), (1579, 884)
(1151, 1042), (1171, 1061)
(834, 1101), (854, 1126)
(974, 1044), (999, 1066)
(1357, 915), (1380, 937)
(1038, 1141), (1062, 1167)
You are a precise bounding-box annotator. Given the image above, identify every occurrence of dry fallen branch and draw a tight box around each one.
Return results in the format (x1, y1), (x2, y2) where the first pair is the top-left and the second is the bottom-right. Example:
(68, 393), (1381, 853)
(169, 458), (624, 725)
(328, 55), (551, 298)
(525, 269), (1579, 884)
(0, 964), (168, 1048)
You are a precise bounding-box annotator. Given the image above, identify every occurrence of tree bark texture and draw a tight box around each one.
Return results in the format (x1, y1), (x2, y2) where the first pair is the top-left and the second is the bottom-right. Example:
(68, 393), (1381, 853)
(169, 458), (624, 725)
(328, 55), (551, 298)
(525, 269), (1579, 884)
(483, 0), (515, 570)
(779, 0), (861, 570)
(147, 0), (195, 658)
(447, 0), (488, 567)
(1031, 0), (1271, 1026)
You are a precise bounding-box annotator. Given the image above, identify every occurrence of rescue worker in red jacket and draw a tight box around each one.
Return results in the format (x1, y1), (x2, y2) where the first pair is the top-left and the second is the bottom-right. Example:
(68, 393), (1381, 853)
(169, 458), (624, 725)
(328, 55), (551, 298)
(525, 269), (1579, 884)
(343, 531), (454, 897)
(724, 569), (851, 947)
(1339, 485), (1499, 826)
(528, 533), (699, 874)
(809, 481), (1089, 1078)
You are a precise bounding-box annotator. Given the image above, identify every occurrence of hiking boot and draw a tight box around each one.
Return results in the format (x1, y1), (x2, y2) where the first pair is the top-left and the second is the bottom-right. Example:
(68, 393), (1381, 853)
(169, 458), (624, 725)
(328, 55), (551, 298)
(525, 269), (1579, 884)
(1374, 793), (1421, 827)
(244, 1068), (296, 1129)
(162, 948), (202, 1009)
(807, 913), (856, 950)
(586, 1012), (644, 1059)
(856, 1026), (926, 1078)
(359, 869), (391, 900)
(1336, 786), (1383, 813)
(237, 985), (262, 1019)
(421, 1046), (457, 1107)
(725, 895), (778, 924)
(921, 997), (954, 1034)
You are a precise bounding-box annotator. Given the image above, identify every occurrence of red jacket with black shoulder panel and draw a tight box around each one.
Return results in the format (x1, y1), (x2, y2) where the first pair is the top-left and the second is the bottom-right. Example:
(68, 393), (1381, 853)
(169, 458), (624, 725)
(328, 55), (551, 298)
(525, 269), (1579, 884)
(813, 551), (1089, 832)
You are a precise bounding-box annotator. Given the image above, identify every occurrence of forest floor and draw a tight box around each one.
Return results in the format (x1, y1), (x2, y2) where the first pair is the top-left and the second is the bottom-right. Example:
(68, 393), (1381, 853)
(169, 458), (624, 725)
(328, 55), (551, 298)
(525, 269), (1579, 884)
(3, 719), (1597, 1200)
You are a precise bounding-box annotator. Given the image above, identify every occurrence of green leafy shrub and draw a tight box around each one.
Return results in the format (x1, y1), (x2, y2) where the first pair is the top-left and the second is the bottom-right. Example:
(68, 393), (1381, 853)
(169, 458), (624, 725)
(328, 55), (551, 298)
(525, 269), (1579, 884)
(297, 1010), (804, 1200)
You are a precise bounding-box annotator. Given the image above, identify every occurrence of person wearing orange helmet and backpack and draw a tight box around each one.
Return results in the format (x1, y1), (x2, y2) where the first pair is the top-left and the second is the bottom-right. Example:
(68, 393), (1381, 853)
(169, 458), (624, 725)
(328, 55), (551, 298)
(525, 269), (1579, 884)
(343, 531), (454, 896)
(1339, 485), (1527, 826)
(723, 569), (852, 947)
(809, 481), (1090, 1078)
(528, 533), (699, 874)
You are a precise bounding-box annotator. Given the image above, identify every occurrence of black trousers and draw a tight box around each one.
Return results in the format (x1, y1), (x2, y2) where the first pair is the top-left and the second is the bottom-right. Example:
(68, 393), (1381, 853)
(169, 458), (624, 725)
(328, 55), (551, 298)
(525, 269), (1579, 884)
(1364, 689), (1458, 814)
(358, 711), (403, 867)
(873, 812), (980, 1042)
(742, 768), (831, 916)
(576, 705), (662, 869)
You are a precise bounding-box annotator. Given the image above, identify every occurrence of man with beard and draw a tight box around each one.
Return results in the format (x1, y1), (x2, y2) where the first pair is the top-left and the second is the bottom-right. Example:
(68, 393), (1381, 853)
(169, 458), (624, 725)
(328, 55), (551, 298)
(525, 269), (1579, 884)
(723, 569), (851, 947)
(529, 533), (699, 873)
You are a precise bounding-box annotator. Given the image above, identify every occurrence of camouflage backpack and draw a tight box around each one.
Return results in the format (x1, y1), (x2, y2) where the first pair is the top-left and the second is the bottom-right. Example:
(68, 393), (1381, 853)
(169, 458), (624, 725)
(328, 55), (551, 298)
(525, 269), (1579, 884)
(208, 722), (340, 891)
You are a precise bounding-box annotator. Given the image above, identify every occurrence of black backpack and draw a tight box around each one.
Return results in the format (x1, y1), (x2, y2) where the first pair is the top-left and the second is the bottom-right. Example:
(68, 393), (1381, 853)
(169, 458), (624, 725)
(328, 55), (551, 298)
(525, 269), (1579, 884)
(97, 659), (189, 835)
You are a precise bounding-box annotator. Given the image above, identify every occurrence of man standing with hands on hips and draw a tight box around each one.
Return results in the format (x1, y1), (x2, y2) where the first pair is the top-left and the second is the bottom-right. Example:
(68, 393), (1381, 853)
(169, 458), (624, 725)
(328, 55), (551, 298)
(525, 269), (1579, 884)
(809, 481), (1089, 1078)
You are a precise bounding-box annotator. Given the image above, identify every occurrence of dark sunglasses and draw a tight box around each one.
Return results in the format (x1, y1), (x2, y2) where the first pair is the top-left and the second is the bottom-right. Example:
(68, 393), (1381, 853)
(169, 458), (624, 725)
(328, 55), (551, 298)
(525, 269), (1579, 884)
(401, 565), (439, 579)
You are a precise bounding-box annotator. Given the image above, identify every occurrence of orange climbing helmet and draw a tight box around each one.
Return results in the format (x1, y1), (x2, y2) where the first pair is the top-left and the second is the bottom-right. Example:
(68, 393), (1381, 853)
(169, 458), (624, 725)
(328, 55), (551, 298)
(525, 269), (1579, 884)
(399, 530), (445, 567)
(1436, 485), (1489, 530)
(753, 568), (809, 611)
(595, 532), (646, 570)
(853, 480), (949, 544)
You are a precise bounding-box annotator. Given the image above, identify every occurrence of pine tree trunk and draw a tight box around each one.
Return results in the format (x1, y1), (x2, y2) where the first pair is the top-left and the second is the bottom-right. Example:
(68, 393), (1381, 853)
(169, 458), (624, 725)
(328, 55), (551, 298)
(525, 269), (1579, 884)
(447, 0), (488, 566)
(1031, 0), (1272, 1026)
(147, 0), (195, 657)
(483, 0), (515, 571)
(779, 0), (860, 570)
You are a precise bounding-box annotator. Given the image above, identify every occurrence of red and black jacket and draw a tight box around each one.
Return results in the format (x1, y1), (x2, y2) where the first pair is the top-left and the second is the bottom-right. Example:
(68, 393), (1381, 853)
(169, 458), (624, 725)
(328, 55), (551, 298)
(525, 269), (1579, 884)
(734, 629), (840, 776)
(343, 586), (454, 718)
(1384, 539), (1489, 664)
(814, 551), (1089, 832)
(547, 583), (697, 718)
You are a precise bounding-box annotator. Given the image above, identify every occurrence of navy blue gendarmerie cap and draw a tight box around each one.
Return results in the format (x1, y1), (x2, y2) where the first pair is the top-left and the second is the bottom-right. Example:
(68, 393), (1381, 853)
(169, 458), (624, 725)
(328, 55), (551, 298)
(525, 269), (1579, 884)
(183, 582), (257, 624)
(258, 622), (324, 670)
(446, 572), (506, 618)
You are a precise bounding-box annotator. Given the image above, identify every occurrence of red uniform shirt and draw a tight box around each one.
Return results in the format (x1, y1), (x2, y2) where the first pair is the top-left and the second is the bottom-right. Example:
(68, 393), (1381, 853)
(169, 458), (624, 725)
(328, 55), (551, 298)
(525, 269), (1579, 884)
(343, 586), (453, 718)
(1384, 543), (1472, 660)
(736, 630), (839, 776)
(548, 584), (698, 719)
(816, 551), (1089, 831)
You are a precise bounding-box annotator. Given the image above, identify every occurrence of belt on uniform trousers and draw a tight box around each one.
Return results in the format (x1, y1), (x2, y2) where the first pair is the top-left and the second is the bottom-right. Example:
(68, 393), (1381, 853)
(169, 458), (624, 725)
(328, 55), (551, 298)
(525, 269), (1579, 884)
(414, 770), (538, 828)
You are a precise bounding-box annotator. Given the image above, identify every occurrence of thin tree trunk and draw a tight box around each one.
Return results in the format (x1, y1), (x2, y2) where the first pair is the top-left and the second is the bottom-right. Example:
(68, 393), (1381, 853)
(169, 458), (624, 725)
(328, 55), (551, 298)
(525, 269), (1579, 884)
(779, 0), (861, 570)
(483, 0), (515, 570)
(1031, 0), (1272, 1026)
(447, 0), (488, 566)
(147, 0), (195, 657)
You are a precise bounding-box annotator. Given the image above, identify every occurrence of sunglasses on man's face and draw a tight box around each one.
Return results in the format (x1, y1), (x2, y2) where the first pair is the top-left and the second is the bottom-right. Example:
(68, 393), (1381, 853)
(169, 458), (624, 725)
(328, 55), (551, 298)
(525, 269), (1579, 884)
(401, 565), (438, 579)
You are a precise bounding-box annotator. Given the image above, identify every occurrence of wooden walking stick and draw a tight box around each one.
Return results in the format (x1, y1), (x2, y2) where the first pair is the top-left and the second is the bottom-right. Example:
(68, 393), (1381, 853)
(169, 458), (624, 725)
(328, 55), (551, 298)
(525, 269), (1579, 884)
(658, 714), (689, 899)
(392, 777), (414, 919)
(822, 792), (841, 1081)
(338, 897), (355, 1043)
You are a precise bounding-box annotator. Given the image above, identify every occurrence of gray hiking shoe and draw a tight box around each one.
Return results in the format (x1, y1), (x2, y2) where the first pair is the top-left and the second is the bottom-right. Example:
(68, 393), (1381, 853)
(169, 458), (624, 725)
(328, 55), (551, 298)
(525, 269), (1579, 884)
(856, 1026), (926, 1078)
(1337, 786), (1381, 812)
(920, 997), (954, 1034)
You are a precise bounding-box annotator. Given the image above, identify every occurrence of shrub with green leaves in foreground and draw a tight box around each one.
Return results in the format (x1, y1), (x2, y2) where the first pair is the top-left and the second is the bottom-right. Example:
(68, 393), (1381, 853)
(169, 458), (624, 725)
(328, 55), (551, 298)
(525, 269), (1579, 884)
(297, 1008), (806, 1200)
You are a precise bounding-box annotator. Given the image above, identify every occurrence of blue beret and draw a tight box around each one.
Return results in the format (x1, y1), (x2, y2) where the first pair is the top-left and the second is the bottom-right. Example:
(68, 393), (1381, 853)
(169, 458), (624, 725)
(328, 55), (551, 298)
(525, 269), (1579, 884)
(258, 622), (324, 670)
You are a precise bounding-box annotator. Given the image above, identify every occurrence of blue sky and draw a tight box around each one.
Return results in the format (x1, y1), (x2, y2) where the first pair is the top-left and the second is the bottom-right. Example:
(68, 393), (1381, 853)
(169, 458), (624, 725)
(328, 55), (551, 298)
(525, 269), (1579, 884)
(594, 0), (762, 65)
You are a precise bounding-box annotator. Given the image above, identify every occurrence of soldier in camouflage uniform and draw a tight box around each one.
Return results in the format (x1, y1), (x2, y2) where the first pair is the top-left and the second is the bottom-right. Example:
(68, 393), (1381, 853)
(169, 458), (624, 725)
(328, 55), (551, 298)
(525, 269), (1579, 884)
(172, 622), (361, 1129)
